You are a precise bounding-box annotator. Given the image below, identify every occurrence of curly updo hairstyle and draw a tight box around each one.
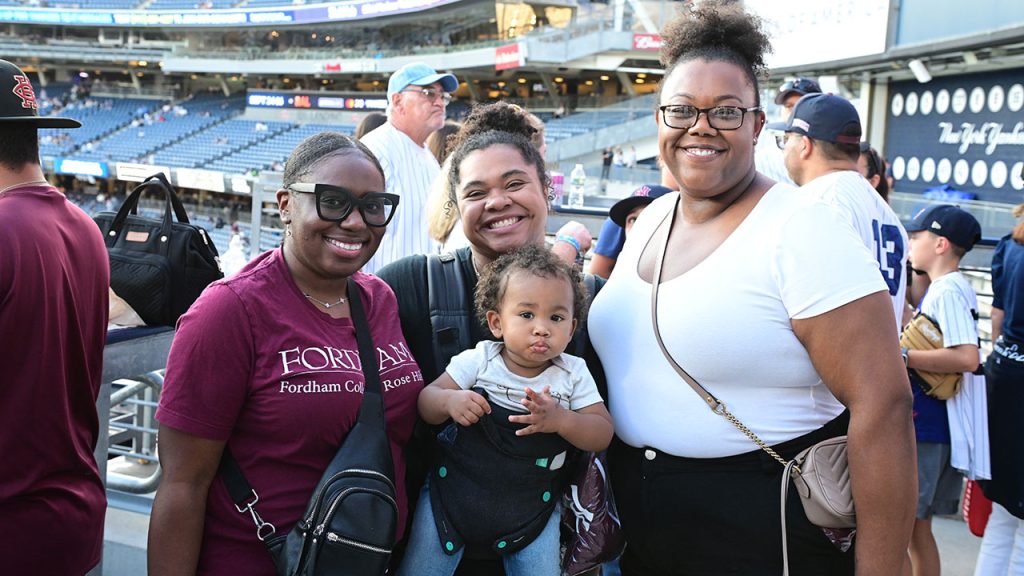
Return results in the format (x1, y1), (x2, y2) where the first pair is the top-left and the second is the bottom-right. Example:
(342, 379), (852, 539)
(474, 243), (588, 325)
(446, 102), (550, 205)
(658, 0), (772, 107)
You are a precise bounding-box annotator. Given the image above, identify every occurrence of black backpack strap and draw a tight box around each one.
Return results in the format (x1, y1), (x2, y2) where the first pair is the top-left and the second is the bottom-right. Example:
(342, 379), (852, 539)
(572, 273), (602, 357)
(427, 251), (473, 374)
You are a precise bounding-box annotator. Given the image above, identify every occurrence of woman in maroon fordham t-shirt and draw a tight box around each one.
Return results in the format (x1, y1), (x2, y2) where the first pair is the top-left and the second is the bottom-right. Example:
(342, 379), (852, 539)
(149, 133), (424, 576)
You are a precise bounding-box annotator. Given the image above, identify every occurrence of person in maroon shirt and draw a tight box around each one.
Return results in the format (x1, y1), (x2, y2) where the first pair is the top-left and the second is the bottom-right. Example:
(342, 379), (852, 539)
(149, 132), (423, 576)
(0, 59), (110, 575)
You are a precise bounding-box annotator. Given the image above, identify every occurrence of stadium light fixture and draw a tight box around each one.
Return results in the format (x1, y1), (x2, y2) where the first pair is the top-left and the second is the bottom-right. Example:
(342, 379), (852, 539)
(138, 60), (148, 67)
(600, 75), (610, 81)
(517, 77), (527, 84)
(635, 78), (645, 84)
(637, 73), (647, 79)
(554, 77), (564, 83)
(585, 80), (594, 86)
(908, 59), (932, 83)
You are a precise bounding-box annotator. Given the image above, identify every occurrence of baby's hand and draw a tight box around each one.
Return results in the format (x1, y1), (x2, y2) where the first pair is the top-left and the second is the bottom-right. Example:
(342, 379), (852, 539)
(509, 386), (566, 436)
(446, 389), (491, 426)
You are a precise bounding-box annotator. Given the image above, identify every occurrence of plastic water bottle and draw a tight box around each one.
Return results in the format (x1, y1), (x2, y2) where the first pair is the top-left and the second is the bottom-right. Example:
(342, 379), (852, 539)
(569, 164), (586, 208)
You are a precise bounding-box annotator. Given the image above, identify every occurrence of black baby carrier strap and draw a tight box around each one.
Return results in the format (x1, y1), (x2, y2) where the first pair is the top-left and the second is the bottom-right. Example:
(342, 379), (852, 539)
(426, 249), (474, 376)
(428, 389), (576, 557)
(219, 277), (398, 576)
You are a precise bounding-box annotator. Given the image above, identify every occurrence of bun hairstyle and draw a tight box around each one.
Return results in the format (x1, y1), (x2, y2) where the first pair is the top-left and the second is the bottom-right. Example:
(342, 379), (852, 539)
(659, 0), (772, 105)
(446, 102), (550, 204)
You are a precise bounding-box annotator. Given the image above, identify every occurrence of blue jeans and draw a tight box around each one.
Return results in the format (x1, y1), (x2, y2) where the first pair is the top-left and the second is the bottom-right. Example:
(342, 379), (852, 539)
(397, 483), (562, 576)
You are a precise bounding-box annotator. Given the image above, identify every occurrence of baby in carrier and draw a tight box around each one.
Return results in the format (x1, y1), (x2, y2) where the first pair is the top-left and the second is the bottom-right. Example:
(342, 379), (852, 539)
(398, 244), (614, 576)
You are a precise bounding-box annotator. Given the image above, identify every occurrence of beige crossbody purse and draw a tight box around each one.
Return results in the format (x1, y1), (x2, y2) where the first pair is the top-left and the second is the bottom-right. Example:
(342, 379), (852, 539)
(647, 198), (855, 575)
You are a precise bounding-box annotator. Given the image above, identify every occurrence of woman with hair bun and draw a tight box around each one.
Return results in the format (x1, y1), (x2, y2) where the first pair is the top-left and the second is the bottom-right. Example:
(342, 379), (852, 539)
(378, 101), (600, 575)
(588, 1), (916, 574)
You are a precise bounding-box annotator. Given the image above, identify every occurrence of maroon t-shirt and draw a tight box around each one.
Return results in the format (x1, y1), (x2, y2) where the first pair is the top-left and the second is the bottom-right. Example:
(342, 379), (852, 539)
(0, 184), (109, 573)
(157, 248), (423, 575)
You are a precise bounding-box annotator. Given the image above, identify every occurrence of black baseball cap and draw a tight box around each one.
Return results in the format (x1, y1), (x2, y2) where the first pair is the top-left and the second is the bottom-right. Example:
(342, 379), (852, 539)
(774, 77), (822, 105)
(0, 59), (81, 129)
(609, 184), (674, 228)
(766, 93), (861, 145)
(906, 204), (982, 252)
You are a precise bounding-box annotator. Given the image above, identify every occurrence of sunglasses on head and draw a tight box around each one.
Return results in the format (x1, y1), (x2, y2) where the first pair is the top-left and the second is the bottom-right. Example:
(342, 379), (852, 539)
(287, 183), (399, 227)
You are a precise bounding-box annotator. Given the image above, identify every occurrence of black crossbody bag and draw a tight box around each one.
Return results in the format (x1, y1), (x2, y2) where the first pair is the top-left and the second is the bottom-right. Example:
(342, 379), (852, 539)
(219, 277), (398, 576)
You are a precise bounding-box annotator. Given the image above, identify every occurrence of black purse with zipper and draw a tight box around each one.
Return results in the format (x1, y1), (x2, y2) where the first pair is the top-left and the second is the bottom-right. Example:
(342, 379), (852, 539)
(219, 277), (398, 576)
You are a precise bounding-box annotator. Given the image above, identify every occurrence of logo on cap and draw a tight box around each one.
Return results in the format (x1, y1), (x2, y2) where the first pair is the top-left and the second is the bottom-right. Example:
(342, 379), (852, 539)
(792, 118), (810, 132)
(635, 185), (652, 197)
(12, 75), (37, 110)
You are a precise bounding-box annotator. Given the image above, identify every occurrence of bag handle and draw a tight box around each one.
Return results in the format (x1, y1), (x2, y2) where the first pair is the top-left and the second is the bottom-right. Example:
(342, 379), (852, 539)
(103, 173), (190, 252)
(219, 276), (387, 542)
(648, 195), (790, 470)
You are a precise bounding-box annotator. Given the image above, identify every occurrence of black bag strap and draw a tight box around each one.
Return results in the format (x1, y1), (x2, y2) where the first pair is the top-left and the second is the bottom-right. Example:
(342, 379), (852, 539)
(103, 173), (190, 253)
(218, 277), (384, 542)
(427, 250), (473, 375)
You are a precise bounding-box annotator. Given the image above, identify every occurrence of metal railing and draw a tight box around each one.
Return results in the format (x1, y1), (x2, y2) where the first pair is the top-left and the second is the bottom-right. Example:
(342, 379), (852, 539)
(106, 371), (164, 498)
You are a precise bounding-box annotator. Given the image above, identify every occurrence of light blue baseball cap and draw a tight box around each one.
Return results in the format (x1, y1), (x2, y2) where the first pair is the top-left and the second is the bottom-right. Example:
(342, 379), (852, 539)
(387, 62), (459, 100)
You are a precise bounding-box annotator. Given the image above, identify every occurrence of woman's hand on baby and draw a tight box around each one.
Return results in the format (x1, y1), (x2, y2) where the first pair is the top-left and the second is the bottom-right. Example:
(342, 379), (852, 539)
(510, 386), (566, 436)
(445, 389), (491, 426)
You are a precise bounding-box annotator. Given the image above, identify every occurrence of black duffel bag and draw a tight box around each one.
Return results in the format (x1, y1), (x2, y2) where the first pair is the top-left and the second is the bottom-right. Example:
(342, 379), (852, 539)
(220, 278), (398, 576)
(93, 173), (222, 327)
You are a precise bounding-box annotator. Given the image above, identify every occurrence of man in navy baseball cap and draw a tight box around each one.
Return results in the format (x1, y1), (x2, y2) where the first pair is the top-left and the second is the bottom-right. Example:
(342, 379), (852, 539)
(767, 93), (862, 147)
(768, 93), (863, 185)
(774, 77), (821, 118)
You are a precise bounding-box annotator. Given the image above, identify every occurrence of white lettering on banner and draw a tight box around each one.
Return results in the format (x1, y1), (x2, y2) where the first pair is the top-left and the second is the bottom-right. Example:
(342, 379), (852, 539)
(327, 4), (357, 18)
(632, 34), (662, 51)
(937, 121), (1024, 155)
(248, 11), (291, 23)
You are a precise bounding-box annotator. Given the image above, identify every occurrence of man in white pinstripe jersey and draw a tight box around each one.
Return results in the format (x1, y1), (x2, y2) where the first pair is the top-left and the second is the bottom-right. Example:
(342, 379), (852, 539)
(771, 93), (910, 331)
(362, 62), (459, 273)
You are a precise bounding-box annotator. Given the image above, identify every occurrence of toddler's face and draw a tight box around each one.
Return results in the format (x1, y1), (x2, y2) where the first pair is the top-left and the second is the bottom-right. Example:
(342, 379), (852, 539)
(486, 271), (577, 378)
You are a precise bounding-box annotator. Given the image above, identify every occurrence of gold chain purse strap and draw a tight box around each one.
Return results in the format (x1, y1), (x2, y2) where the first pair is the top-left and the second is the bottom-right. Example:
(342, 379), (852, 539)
(648, 196), (791, 470)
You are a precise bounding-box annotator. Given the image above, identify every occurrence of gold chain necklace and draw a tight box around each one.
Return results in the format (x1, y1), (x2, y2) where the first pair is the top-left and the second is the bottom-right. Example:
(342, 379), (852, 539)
(304, 293), (347, 309)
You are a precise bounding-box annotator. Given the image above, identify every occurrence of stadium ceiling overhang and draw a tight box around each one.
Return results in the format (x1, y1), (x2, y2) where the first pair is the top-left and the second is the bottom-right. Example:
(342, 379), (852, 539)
(0, 0), (462, 28)
(768, 26), (1024, 84)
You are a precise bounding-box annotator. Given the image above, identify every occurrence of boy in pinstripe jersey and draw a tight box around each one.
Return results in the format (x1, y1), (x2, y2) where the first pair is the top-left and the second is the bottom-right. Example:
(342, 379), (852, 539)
(904, 204), (982, 576)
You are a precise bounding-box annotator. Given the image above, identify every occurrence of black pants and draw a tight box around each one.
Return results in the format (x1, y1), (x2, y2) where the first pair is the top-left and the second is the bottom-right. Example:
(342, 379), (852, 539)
(607, 414), (854, 576)
(983, 341), (1024, 519)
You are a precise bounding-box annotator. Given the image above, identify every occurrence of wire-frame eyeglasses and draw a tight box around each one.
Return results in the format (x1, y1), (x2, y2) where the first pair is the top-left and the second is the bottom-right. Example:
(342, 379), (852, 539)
(659, 105), (762, 130)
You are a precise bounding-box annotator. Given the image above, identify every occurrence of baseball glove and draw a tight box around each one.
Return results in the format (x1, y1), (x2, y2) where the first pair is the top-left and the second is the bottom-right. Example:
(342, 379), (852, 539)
(900, 312), (961, 399)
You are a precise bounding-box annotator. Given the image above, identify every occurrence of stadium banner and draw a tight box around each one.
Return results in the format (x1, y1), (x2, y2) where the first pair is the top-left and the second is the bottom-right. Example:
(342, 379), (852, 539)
(247, 90), (387, 111)
(885, 67), (1024, 204)
(632, 33), (662, 51)
(115, 162), (172, 183)
(495, 43), (526, 71)
(176, 167), (226, 193)
(0, 0), (461, 28)
(54, 158), (109, 178)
